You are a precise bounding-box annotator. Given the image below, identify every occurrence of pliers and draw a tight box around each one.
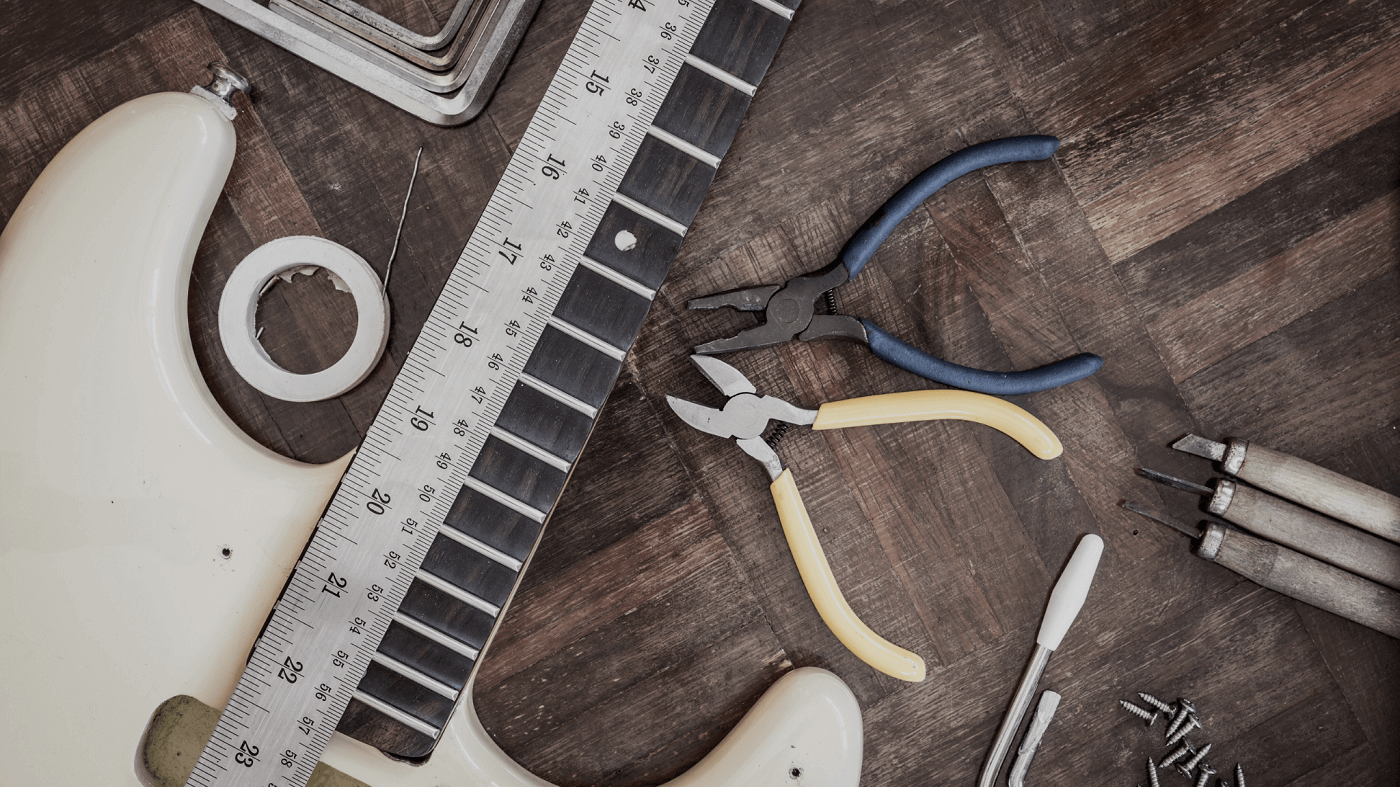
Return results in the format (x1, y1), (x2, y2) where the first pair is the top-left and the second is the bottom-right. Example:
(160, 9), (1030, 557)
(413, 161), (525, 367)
(667, 354), (1063, 681)
(689, 135), (1104, 396)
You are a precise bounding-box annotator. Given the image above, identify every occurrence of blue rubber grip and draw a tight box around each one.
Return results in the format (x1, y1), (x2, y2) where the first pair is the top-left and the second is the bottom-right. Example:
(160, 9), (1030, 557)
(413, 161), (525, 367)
(839, 135), (1060, 278)
(862, 320), (1103, 395)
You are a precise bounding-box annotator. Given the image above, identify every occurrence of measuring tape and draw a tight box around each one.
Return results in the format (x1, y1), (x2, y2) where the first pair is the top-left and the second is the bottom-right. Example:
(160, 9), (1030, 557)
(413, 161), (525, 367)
(186, 0), (796, 783)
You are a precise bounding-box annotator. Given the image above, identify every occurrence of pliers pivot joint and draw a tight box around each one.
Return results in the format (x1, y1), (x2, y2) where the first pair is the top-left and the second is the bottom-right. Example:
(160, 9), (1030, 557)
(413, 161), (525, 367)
(667, 354), (1065, 682)
(689, 135), (1104, 396)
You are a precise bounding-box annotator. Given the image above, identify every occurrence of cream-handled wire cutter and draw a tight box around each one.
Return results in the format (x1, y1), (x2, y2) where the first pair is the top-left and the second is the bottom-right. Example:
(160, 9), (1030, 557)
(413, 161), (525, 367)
(666, 355), (1064, 681)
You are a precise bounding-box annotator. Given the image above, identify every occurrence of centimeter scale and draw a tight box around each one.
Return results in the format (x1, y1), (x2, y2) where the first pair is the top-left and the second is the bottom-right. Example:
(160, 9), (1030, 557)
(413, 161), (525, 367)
(188, 0), (799, 784)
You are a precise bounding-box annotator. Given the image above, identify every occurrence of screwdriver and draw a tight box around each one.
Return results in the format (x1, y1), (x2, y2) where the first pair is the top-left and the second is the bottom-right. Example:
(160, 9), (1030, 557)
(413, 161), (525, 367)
(1138, 468), (1400, 590)
(978, 534), (1102, 787)
(1122, 502), (1400, 639)
(1174, 434), (1400, 543)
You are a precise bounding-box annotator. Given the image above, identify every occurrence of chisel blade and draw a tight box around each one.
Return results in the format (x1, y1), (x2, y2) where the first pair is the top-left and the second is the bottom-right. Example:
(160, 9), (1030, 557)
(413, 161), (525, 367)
(1173, 434), (1227, 462)
(1121, 501), (1204, 539)
(1137, 468), (1214, 497)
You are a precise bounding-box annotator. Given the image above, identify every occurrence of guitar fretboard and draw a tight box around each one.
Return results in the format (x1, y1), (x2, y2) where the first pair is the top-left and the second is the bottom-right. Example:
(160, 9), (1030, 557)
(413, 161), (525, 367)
(335, 0), (798, 759)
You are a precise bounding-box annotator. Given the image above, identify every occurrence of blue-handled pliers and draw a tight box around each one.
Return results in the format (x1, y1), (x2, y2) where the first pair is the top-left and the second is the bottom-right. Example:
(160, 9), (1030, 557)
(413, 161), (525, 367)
(688, 135), (1103, 396)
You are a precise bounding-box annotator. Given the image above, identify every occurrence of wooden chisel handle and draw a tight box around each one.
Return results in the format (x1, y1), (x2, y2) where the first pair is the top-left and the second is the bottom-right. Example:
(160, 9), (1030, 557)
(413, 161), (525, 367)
(1198, 523), (1400, 639)
(1227, 441), (1400, 543)
(1211, 480), (1400, 590)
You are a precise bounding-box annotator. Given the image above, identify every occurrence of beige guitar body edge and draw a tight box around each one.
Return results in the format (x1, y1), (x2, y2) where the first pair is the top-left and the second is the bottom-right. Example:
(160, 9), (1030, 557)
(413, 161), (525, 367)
(0, 91), (862, 787)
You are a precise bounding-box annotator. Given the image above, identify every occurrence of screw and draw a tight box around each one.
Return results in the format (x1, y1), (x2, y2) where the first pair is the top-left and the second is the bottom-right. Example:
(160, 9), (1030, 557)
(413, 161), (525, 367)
(1181, 743), (1212, 774)
(1164, 705), (1193, 739)
(1234, 764), (1245, 787)
(1146, 757), (1161, 787)
(1192, 765), (1216, 787)
(1120, 700), (1160, 725)
(1164, 714), (1201, 747)
(1159, 741), (1195, 770)
(1138, 692), (1175, 714)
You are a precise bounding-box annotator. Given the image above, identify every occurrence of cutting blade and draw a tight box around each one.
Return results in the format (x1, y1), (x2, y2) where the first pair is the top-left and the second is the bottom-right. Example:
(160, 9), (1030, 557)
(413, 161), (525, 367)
(1121, 501), (1204, 539)
(1137, 468), (1214, 497)
(1172, 434), (1227, 462)
(666, 395), (736, 438)
(689, 354), (758, 397)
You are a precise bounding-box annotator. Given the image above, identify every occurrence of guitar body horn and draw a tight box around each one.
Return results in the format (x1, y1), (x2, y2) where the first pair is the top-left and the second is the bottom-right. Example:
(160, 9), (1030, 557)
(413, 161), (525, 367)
(0, 80), (861, 787)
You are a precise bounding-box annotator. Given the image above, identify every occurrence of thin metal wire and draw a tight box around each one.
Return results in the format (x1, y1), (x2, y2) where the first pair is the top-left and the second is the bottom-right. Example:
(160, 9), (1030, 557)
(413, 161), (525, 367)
(383, 146), (423, 289)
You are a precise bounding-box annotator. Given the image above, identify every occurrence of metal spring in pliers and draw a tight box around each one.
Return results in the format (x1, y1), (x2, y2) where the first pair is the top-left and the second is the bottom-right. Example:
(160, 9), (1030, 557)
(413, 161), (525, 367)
(822, 289), (839, 315)
(764, 422), (791, 448)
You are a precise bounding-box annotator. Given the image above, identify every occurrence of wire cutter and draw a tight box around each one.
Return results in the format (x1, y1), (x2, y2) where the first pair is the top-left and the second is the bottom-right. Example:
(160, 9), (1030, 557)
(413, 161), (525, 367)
(667, 354), (1063, 681)
(689, 135), (1104, 396)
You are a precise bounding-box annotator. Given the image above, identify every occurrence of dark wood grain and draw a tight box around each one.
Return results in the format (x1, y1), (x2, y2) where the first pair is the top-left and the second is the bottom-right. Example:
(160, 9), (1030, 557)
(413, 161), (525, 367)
(2, 0), (1398, 783)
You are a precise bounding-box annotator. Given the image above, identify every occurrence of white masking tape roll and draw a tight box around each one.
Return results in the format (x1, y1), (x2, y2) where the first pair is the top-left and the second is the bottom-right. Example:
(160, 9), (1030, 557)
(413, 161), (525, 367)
(218, 235), (390, 402)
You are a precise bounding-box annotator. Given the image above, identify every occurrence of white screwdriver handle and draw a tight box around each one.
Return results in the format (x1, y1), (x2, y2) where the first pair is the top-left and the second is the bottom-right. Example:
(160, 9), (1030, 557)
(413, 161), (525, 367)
(1036, 534), (1104, 651)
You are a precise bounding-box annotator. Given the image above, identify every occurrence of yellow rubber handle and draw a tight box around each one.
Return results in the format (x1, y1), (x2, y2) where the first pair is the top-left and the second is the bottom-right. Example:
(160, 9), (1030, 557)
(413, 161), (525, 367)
(812, 389), (1063, 459)
(770, 469), (927, 682)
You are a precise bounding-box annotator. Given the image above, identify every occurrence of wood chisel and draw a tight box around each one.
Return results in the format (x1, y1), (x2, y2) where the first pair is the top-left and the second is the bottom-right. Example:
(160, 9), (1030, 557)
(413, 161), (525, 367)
(1122, 502), (1400, 639)
(1174, 434), (1400, 543)
(1138, 468), (1400, 590)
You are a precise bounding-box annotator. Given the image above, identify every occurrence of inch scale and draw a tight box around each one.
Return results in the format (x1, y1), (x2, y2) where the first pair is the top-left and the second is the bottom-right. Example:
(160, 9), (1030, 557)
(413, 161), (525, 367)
(187, 0), (718, 784)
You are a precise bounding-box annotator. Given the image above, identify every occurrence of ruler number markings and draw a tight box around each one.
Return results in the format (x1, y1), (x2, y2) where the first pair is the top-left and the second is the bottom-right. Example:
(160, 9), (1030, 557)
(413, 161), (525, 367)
(189, 1), (716, 785)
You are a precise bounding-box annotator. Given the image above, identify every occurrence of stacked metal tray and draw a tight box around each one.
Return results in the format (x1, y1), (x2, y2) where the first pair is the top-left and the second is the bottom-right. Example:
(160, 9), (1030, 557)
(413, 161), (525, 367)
(192, 0), (543, 125)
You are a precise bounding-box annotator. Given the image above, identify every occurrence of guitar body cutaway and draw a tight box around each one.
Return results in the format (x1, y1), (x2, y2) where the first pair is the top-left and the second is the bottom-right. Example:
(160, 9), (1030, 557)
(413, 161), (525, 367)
(0, 91), (861, 787)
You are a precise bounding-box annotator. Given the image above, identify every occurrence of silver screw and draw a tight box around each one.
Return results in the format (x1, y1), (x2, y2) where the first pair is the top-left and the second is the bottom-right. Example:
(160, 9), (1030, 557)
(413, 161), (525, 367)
(1181, 743), (1212, 774)
(1164, 714), (1201, 747)
(1146, 757), (1161, 787)
(205, 63), (253, 103)
(1160, 740), (1195, 770)
(1234, 764), (1245, 787)
(1120, 700), (1160, 725)
(1138, 692), (1176, 714)
(1164, 705), (1193, 739)
(1192, 765), (1215, 787)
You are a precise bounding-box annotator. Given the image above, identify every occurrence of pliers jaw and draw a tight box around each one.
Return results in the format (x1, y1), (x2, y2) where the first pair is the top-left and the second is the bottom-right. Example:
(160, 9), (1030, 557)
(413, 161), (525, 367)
(666, 355), (818, 477)
(685, 284), (779, 313)
(666, 390), (817, 441)
(688, 262), (853, 354)
(736, 436), (785, 482)
(682, 136), (1104, 396)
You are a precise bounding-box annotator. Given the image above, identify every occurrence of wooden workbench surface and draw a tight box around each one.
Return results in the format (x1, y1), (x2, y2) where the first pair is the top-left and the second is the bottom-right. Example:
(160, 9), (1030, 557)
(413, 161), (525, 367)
(3, 0), (1396, 783)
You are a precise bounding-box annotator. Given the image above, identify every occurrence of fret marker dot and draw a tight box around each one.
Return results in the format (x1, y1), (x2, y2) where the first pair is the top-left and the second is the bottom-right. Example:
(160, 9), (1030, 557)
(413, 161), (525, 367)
(614, 230), (637, 251)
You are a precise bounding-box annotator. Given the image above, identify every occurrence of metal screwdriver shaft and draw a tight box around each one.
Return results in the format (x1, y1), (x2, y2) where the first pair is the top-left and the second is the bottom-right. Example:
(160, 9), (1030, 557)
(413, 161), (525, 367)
(978, 535), (1103, 787)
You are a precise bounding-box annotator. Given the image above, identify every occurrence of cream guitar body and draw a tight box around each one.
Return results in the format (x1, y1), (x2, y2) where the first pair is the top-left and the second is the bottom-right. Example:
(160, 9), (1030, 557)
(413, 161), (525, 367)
(0, 88), (862, 787)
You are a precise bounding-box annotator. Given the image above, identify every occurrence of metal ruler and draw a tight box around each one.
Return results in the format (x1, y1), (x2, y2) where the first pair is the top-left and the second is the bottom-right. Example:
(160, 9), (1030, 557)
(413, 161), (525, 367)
(184, 0), (797, 782)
